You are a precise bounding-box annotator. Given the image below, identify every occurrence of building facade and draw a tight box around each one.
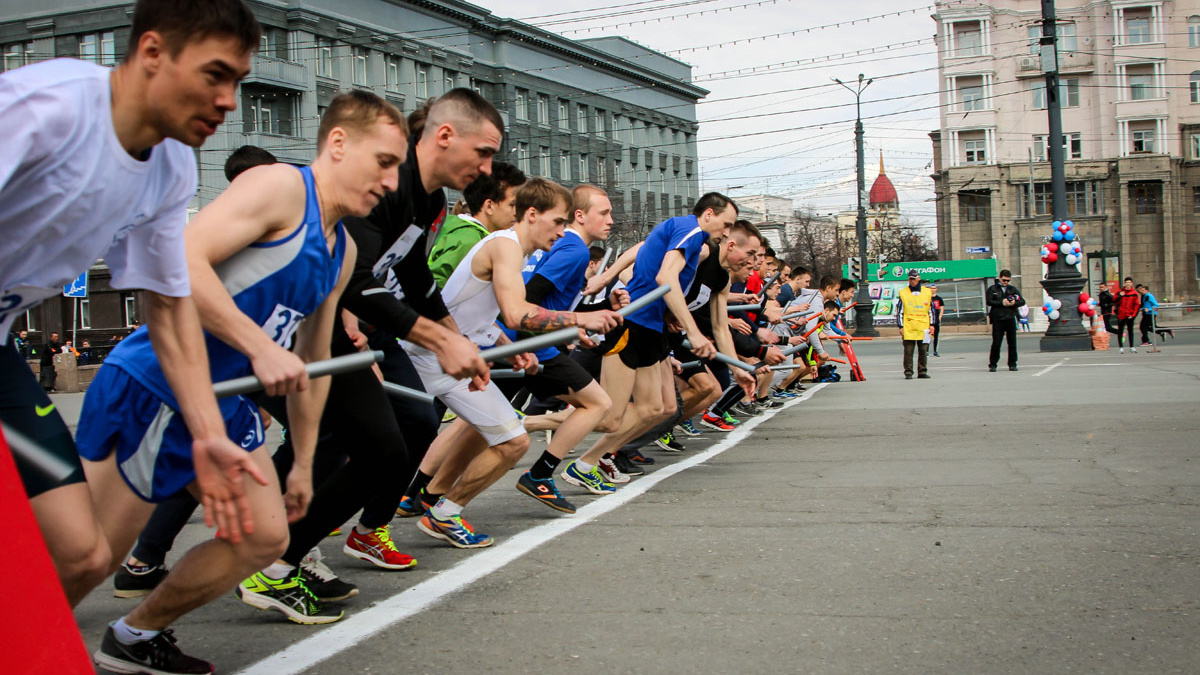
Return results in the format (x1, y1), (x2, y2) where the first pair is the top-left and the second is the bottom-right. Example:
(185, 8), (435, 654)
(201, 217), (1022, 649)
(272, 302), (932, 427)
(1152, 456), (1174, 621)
(1, 0), (705, 343)
(931, 0), (1200, 303)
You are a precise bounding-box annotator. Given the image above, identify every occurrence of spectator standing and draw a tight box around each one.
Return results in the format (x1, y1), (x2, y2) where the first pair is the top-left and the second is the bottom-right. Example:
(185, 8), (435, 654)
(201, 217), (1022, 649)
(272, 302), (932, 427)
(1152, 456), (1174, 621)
(1114, 277), (1140, 353)
(929, 283), (945, 356)
(1137, 284), (1159, 346)
(893, 269), (933, 379)
(12, 329), (31, 358)
(986, 270), (1024, 372)
(39, 331), (63, 391)
(1097, 282), (1116, 333)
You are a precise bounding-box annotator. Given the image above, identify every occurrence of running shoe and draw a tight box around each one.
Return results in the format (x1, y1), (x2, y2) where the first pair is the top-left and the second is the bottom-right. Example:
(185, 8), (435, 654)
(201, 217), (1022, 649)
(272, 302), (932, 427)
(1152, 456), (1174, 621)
(237, 571), (343, 624)
(441, 409), (457, 423)
(94, 625), (213, 675)
(344, 525), (418, 570)
(653, 432), (686, 452)
(756, 397), (784, 409)
(732, 402), (759, 417)
(299, 547), (358, 602)
(1131, 347), (1138, 353)
(722, 411), (742, 426)
(612, 451), (646, 476)
(327, 528), (342, 537)
(623, 449), (656, 465)
(699, 412), (735, 432)
(113, 562), (169, 599)
(417, 513), (494, 548)
(561, 460), (617, 495)
(598, 455), (632, 483)
(771, 388), (797, 400)
(675, 419), (701, 436)
(516, 471), (577, 514)
(395, 493), (425, 517)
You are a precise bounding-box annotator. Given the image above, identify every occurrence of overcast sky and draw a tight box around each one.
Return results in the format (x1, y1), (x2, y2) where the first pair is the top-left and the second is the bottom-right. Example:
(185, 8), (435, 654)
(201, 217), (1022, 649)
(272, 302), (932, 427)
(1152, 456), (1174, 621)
(482, 0), (942, 230)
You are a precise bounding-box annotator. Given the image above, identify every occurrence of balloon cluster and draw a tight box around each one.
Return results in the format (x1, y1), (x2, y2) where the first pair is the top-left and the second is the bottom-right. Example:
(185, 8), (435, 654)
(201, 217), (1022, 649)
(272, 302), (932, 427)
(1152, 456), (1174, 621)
(1040, 221), (1080, 265)
(1042, 297), (1062, 320)
(1077, 291), (1098, 318)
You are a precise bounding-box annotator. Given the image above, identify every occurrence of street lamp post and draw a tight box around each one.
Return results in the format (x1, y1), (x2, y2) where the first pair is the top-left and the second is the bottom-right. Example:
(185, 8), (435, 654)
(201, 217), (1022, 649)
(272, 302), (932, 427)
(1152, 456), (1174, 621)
(835, 74), (878, 337)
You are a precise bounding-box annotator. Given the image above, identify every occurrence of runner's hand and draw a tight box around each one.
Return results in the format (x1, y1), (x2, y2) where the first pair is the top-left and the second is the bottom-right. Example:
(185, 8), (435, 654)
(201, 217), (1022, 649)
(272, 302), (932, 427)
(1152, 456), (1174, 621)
(608, 289), (630, 310)
(582, 274), (607, 297)
(689, 335), (716, 359)
(729, 318), (753, 335)
(437, 333), (489, 385)
(192, 436), (270, 543)
(283, 466), (314, 522)
(733, 368), (756, 397)
(249, 344), (309, 397)
(511, 352), (537, 373)
(577, 327), (597, 349)
(764, 346), (785, 365)
(577, 309), (622, 334)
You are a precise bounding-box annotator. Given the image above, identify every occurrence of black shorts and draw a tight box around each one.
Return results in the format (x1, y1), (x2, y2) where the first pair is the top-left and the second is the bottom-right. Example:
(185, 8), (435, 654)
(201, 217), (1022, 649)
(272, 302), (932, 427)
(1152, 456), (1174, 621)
(496, 352), (594, 401)
(602, 321), (670, 370)
(0, 341), (85, 498)
(666, 332), (707, 380)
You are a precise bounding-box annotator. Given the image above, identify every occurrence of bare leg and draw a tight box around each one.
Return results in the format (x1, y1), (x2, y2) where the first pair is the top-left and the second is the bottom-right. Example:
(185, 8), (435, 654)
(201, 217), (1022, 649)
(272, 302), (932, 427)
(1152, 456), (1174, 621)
(543, 381), (611, 460)
(425, 419), (488, 495)
(93, 448), (289, 631)
(522, 407), (572, 433)
(680, 370), (719, 420)
(443, 434), (531, 506)
(578, 360), (672, 464)
(29, 482), (114, 607)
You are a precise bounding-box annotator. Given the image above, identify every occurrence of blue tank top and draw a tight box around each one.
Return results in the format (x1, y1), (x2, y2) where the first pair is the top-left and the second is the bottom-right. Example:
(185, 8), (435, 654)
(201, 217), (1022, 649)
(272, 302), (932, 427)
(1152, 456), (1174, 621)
(107, 166), (346, 413)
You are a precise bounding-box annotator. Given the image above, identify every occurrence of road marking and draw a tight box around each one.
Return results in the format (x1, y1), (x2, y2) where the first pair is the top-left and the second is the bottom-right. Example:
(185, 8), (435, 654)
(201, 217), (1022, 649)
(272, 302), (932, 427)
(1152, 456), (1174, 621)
(234, 385), (828, 675)
(1032, 359), (1067, 377)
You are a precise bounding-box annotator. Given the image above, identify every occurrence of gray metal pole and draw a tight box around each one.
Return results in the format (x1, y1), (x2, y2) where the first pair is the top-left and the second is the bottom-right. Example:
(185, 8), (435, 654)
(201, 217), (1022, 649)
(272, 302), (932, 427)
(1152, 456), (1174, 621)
(836, 74), (878, 338)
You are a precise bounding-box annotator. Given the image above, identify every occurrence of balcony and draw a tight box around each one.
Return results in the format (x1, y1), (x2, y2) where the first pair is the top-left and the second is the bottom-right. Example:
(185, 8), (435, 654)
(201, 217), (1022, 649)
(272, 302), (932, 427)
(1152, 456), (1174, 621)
(243, 54), (308, 91)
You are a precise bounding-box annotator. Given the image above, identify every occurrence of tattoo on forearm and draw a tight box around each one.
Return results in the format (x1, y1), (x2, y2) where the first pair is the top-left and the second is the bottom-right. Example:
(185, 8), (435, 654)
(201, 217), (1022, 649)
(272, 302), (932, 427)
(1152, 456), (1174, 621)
(519, 307), (575, 332)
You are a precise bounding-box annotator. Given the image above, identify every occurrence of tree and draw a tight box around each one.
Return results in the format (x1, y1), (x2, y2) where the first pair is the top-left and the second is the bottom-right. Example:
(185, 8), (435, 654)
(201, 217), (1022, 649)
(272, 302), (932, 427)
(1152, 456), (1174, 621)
(777, 206), (841, 280)
(877, 217), (938, 264)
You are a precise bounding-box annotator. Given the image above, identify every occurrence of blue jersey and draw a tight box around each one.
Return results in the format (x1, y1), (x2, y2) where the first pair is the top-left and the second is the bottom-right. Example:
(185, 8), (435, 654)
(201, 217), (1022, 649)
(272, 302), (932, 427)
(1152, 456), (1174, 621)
(106, 166), (346, 414)
(503, 228), (590, 360)
(624, 215), (710, 332)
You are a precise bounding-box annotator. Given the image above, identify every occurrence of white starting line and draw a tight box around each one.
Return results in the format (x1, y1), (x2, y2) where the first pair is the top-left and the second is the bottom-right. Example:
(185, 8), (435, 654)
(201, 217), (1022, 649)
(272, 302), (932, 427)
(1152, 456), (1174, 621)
(234, 385), (829, 675)
(1032, 359), (1067, 377)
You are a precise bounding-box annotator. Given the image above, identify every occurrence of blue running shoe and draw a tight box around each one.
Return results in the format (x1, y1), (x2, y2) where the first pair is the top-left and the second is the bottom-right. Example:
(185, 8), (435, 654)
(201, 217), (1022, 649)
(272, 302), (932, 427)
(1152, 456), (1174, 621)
(676, 419), (701, 436)
(560, 460), (616, 495)
(417, 513), (493, 548)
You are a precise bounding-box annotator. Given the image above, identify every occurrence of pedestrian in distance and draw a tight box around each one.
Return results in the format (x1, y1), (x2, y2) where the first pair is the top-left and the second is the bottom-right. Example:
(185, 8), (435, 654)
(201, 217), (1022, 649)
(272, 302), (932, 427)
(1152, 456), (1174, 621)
(1097, 281), (1116, 334)
(1114, 277), (1140, 353)
(928, 282), (945, 355)
(893, 269), (933, 379)
(1136, 283), (1159, 346)
(986, 270), (1024, 372)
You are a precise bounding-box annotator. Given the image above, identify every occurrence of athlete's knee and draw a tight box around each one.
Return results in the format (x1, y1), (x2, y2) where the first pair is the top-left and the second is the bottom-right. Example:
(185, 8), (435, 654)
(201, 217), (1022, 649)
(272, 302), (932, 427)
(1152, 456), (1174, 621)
(240, 514), (290, 566)
(495, 434), (530, 464)
(57, 531), (113, 590)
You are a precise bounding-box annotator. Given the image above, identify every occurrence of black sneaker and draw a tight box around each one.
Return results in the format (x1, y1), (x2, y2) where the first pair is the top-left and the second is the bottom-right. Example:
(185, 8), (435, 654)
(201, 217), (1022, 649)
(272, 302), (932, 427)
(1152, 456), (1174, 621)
(237, 572), (344, 624)
(394, 493), (425, 518)
(298, 549), (359, 603)
(94, 625), (213, 675)
(756, 397), (784, 409)
(624, 449), (656, 465)
(732, 402), (759, 417)
(114, 563), (169, 599)
(612, 451), (645, 476)
(515, 471), (577, 514)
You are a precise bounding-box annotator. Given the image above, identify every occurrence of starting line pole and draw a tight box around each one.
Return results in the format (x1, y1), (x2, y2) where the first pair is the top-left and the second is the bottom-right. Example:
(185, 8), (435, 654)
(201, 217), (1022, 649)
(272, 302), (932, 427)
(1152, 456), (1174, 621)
(214, 351), (384, 398)
(680, 340), (758, 373)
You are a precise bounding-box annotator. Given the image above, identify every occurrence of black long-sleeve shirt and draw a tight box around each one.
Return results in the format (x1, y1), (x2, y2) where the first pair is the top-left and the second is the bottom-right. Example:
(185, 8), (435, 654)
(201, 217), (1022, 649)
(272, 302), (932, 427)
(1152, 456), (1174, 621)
(339, 141), (450, 338)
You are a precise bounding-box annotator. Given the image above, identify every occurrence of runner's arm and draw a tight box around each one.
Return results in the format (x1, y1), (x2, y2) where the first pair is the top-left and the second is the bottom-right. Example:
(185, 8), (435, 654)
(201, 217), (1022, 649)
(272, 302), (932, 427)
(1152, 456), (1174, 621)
(658, 250), (710, 354)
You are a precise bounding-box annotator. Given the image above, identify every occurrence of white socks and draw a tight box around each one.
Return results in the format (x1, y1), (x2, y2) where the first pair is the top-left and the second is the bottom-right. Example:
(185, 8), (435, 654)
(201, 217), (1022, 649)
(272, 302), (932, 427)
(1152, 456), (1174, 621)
(112, 616), (159, 645)
(430, 497), (464, 520)
(263, 562), (295, 580)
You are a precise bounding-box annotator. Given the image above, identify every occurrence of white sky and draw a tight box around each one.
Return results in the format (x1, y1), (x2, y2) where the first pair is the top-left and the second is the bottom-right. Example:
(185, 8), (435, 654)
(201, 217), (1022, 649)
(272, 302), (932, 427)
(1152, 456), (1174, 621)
(482, 0), (942, 231)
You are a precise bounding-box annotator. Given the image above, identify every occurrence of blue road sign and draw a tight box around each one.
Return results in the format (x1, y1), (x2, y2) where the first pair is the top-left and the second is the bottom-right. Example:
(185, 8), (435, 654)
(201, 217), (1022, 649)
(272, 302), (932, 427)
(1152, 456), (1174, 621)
(965, 246), (991, 254)
(63, 272), (87, 298)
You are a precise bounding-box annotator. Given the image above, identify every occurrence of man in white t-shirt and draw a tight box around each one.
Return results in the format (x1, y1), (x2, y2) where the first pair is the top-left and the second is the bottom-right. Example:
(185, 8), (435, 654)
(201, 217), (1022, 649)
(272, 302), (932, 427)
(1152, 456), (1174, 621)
(0, 0), (267, 661)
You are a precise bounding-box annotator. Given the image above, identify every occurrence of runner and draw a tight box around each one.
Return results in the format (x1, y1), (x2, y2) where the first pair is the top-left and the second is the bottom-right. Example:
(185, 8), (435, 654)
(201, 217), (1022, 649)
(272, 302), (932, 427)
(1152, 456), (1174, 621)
(562, 193), (737, 494)
(427, 161), (526, 287)
(0, 0), (262, 618)
(78, 90), (404, 672)
(407, 178), (621, 546)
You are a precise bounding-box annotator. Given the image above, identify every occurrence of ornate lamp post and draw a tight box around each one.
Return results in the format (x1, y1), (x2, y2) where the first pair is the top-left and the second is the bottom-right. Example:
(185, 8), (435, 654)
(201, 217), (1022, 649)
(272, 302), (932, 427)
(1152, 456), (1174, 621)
(835, 74), (878, 337)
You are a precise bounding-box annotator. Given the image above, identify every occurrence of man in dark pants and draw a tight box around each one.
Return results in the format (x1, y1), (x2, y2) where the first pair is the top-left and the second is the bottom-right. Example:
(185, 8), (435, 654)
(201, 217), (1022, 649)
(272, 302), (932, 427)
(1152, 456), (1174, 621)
(1097, 281), (1116, 334)
(929, 283), (945, 357)
(986, 270), (1024, 372)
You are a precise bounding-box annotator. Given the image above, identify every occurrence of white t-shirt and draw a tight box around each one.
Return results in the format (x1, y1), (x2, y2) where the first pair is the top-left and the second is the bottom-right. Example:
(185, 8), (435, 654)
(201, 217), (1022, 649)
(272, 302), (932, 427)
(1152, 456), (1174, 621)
(0, 59), (195, 342)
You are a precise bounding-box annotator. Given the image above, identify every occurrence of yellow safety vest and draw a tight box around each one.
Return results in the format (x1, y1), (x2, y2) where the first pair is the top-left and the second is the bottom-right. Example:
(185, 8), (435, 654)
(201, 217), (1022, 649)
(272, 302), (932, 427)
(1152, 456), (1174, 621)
(897, 285), (933, 341)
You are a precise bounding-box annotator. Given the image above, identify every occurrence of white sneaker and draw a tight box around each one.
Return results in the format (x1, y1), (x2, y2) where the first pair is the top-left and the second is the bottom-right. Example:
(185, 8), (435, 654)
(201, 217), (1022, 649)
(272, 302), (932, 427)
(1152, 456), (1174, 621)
(1120, 348), (1125, 353)
(1131, 347), (1137, 353)
(597, 456), (631, 484)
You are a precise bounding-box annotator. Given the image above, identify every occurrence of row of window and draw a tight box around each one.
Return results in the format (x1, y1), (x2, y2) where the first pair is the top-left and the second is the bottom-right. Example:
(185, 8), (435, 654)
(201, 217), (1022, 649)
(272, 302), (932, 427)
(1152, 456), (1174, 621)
(19, 294), (139, 332)
(512, 87), (691, 151)
(955, 126), (1163, 165)
(947, 7), (1175, 59)
(956, 71), (1178, 114)
(510, 143), (693, 197)
(2, 31), (116, 72)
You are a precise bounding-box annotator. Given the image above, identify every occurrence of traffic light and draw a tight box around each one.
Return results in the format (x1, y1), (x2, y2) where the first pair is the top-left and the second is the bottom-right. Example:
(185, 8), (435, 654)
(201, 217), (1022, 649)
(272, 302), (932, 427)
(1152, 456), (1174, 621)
(848, 256), (862, 281)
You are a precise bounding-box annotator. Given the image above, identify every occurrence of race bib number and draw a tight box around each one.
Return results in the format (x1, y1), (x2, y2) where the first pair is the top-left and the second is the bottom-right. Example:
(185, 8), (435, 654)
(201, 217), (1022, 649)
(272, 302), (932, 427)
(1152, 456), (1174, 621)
(262, 304), (305, 349)
(384, 269), (406, 302)
(687, 285), (712, 313)
(371, 224), (423, 279)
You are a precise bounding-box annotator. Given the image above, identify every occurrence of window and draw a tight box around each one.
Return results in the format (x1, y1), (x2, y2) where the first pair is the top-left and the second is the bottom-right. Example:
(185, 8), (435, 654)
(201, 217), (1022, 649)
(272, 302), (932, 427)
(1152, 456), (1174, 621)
(539, 147), (549, 174)
(516, 142), (529, 173)
(1190, 16), (1200, 47)
(537, 95), (549, 125)
(79, 31), (116, 66)
(351, 48), (367, 85)
(1131, 183), (1158, 214)
(1034, 133), (1082, 161)
(1195, 252), (1200, 279)
(1193, 185), (1200, 212)
(596, 110), (606, 136)
(24, 309), (38, 332)
(613, 159), (622, 186)
(514, 89), (528, 121)
(955, 25), (982, 57)
(959, 191), (990, 222)
(1131, 128), (1156, 153)
(3, 42), (33, 72)
(558, 100), (569, 130)
(577, 105), (587, 133)
(1027, 23), (1076, 54)
(597, 159), (607, 185)
(416, 66), (428, 98)
(1018, 181), (1104, 217)
(242, 90), (295, 136)
(560, 151), (570, 180)
(1191, 72), (1200, 103)
(964, 139), (987, 164)
(79, 299), (91, 330)
(260, 28), (289, 60)
(579, 154), (590, 181)
(444, 71), (455, 94)
(612, 114), (622, 140)
(124, 295), (139, 327)
(1129, 73), (1154, 100)
(317, 38), (334, 78)
(1126, 17), (1151, 44)
(1193, 134), (1200, 160)
(386, 56), (401, 92)
(961, 85), (985, 111)
(1031, 79), (1080, 109)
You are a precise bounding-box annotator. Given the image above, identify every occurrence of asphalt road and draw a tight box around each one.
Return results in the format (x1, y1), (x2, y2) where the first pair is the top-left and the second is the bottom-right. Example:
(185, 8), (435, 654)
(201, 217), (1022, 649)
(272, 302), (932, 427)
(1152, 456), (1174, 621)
(62, 331), (1200, 675)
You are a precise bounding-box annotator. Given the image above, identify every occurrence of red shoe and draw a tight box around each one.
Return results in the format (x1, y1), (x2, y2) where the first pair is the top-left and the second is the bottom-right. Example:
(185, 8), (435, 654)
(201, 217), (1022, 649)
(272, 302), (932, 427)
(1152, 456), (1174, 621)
(343, 526), (417, 570)
(699, 412), (734, 432)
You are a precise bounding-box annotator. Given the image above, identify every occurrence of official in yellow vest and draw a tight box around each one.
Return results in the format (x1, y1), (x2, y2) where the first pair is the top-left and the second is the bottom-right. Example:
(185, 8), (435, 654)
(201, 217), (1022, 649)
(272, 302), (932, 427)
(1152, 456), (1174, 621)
(894, 269), (933, 379)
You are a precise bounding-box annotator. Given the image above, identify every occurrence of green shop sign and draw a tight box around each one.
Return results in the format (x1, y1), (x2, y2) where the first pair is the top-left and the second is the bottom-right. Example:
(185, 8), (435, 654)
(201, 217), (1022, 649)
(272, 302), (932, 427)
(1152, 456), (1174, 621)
(841, 259), (999, 282)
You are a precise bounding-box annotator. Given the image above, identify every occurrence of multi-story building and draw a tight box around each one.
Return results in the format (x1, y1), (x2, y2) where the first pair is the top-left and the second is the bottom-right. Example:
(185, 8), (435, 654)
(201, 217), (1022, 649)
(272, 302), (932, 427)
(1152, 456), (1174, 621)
(930, 0), (1200, 303)
(1, 0), (704, 344)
